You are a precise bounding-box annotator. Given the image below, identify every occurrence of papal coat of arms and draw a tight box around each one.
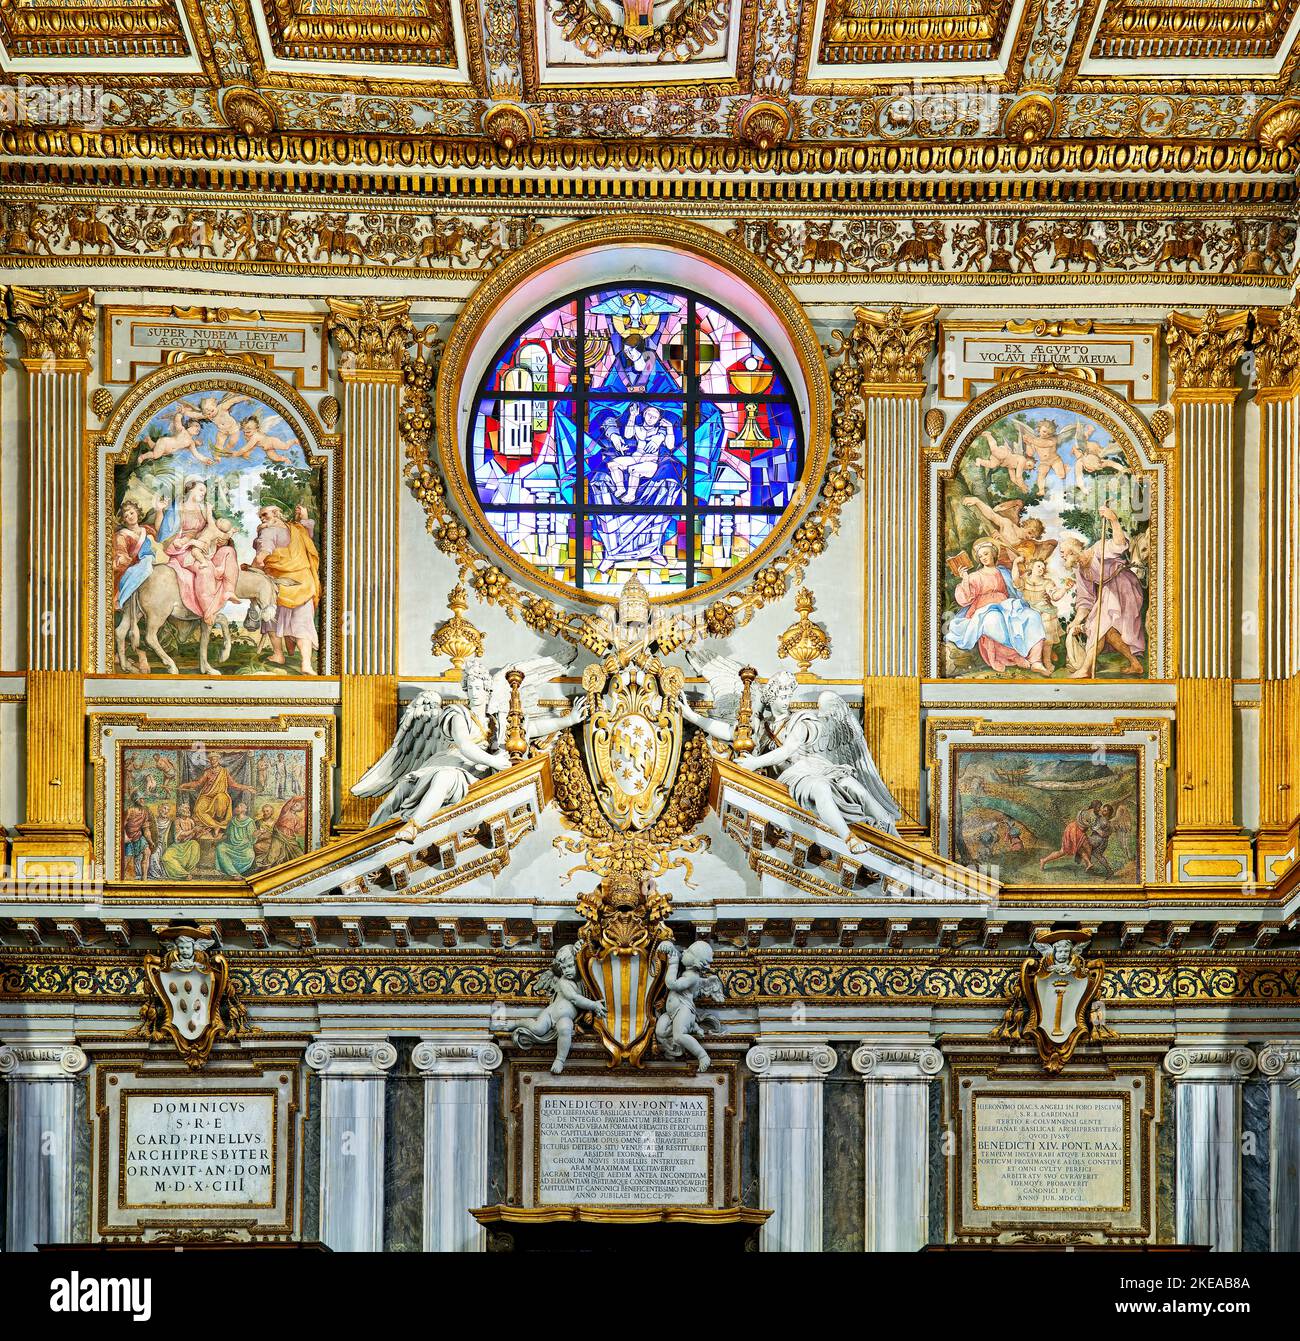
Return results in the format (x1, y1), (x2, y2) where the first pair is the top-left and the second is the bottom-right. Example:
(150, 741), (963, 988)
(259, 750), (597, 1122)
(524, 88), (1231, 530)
(137, 925), (248, 1068)
(578, 575), (685, 832)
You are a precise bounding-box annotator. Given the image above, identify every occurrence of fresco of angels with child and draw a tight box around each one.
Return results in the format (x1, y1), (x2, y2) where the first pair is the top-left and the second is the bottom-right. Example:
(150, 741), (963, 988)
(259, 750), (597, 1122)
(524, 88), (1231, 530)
(940, 402), (1154, 679)
(110, 384), (326, 677)
(467, 284), (803, 597)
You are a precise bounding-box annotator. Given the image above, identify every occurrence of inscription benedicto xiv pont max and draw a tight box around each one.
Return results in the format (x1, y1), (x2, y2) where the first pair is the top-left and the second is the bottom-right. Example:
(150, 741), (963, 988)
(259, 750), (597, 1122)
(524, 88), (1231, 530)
(538, 1093), (711, 1205)
(123, 1093), (275, 1208)
(973, 1094), (1127, 1211)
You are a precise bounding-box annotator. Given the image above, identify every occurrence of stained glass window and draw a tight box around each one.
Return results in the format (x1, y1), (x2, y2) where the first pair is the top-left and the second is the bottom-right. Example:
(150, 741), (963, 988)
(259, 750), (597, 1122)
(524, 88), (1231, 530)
(469, 284), (805, 597)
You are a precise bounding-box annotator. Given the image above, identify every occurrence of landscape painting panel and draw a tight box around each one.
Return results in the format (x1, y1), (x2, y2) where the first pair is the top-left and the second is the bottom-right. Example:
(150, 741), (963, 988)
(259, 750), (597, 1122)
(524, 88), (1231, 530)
(941, 405), (1152, 680)
(111, 383), (325, 676)
(951, 746), (1141, 885)
(119, 742), (310, 882)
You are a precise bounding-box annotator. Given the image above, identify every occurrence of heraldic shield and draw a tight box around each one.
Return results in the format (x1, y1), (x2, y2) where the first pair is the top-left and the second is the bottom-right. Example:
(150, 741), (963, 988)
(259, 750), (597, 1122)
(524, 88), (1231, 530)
(1023, 930), (1103, 1072)
(581, 661), (684, 832)
(576, 874), (672, 1066)
(138, 926), (244, 1068)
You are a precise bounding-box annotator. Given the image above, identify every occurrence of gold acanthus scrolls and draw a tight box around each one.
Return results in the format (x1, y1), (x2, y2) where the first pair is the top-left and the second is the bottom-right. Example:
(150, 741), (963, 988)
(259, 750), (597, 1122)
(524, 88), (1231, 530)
(326, 295), (417, 373)
(8, 285), (96, 361)
(1166, 307), (1250, 391)
(1252, 300), (1300, 391)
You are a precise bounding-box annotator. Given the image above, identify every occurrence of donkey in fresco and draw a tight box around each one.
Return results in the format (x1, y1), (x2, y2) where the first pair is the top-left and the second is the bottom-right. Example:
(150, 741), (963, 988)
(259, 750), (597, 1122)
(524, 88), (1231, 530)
(115, 565), (281, 676)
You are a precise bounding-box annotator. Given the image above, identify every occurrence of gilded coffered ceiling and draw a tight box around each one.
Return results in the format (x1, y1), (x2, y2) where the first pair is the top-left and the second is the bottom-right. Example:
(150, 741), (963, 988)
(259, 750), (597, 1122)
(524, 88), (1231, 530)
(2, 0), (1300, 197)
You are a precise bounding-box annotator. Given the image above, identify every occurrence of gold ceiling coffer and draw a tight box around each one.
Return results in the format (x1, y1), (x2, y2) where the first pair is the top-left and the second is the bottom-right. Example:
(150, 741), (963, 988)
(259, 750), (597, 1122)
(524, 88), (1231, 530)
(326, 297), (418, 833)
(838, 304), (939, 845)
(1166, 308), (1252, 883)
(1252, 299), (1300, 882)
(7, 286), (98, 879)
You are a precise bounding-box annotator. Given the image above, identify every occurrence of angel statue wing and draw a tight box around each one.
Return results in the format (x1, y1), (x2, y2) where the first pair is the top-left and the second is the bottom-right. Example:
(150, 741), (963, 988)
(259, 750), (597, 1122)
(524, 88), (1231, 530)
(192, 937), (216, 955)
(486, 651), (577, 721)
(684, 649), (746, 723)
(350, 689), (446, 799)
(816, 693), (903, 833)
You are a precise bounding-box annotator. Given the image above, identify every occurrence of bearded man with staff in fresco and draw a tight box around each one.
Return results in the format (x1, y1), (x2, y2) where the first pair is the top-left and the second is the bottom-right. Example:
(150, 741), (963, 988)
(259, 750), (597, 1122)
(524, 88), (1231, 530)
(1060, 504), (1146, 677)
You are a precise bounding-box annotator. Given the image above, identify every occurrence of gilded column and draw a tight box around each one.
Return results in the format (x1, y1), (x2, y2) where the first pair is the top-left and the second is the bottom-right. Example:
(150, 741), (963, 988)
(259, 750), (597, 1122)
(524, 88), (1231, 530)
(7, 287), (96, 877)
(851, 305), (937, 844)
(745, 1041), (836, 1252)
(1252, 303), (1300, 882)
(1165, 309), (1252, 883)
(325, 298), (415, 833)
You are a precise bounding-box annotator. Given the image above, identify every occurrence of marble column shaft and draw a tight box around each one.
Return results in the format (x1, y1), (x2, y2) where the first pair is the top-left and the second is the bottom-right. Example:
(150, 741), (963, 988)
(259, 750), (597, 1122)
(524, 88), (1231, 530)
(305, 1038), (397, 1252)
(852, 1043), (943, 1253)
(412, 1039), (502, 1253)
(1258, 1044), (1300, 1253)
(746, 1042), (836, 1252)
(0, 1043), (87, 1252)
(1163, 1046), (1255, 1251)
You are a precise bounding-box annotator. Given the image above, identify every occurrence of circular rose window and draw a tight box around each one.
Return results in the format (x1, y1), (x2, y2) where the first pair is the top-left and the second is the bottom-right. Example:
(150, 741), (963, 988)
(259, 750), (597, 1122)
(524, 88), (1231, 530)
(435, 220), (829, 606)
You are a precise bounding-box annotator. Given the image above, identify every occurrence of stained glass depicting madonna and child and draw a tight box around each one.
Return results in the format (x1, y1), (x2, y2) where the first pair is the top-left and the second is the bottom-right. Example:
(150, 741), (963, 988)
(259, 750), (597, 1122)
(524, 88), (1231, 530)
(468, 283), (804, 597)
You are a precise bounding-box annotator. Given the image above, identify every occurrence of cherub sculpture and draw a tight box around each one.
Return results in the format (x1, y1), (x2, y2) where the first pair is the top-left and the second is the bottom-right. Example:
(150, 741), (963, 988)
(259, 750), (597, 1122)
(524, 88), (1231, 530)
(683, 654), (901, 852)
(654, 940), (724, 1073)
(512, 944), (606, 1074)
(351, 652), (588, 841)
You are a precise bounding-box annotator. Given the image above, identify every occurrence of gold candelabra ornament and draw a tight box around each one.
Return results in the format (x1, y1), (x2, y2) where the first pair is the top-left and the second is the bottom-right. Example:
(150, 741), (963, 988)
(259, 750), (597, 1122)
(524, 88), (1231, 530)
(504, 668), (528, 763)
(429, 584), (485, 670)
(777, 588), (832, 675)
(732, 666), (758, 755)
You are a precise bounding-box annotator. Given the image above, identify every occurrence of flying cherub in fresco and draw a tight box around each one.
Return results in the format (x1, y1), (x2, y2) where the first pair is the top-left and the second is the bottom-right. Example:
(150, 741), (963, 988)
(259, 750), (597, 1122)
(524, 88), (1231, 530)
(969, 428), (1034, 491)
(136, 407), (212, 465)
(1012, 416), (1069, 484)
(179, 393), (251, 458)
(226, 414), (298, 463)
(1071, 420), (1130, 481)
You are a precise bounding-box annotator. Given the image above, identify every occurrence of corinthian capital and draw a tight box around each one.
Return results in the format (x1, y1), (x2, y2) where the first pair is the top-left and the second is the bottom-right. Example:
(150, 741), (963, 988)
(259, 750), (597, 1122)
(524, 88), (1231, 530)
(1253, 302), (1300, 391)
(8, 286), (96, 363)
(326, 296), (416, 373)
(1166, 308), (1250, 392)
(838, 303), (938, 387)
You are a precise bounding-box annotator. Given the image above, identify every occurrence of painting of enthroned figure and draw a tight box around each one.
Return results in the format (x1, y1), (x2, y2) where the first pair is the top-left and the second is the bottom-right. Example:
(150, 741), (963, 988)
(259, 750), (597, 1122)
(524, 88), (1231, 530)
(108, 378), (327, 677)
(469, 284), (802, 597)
(938, 393), (1159, 680)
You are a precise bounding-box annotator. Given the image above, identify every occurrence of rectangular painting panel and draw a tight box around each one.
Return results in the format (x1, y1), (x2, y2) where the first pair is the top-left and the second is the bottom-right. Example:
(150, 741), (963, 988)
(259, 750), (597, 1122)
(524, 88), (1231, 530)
(118, 742), (310, 882)
(93, 713), (332, 883)
(949, 745), (1141, 885)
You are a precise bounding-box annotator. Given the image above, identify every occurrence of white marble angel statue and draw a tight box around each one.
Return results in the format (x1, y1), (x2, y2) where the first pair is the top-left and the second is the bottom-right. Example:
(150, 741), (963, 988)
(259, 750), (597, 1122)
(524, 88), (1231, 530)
(351, 653), (587, 841)
(511, 944), (606, 1074)
(654, 940), (723, 1073)
(681, 653), (901, 852)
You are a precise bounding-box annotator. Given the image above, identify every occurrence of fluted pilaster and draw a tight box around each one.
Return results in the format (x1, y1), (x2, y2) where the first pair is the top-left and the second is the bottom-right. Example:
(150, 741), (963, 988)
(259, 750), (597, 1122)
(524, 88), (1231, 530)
(7, 287), (96, 867)
(1253, 302), (1300, 880)
(326, 298), (413, 832)
(1166, 308), (1250, 880)
(853, 304), (936, 839)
